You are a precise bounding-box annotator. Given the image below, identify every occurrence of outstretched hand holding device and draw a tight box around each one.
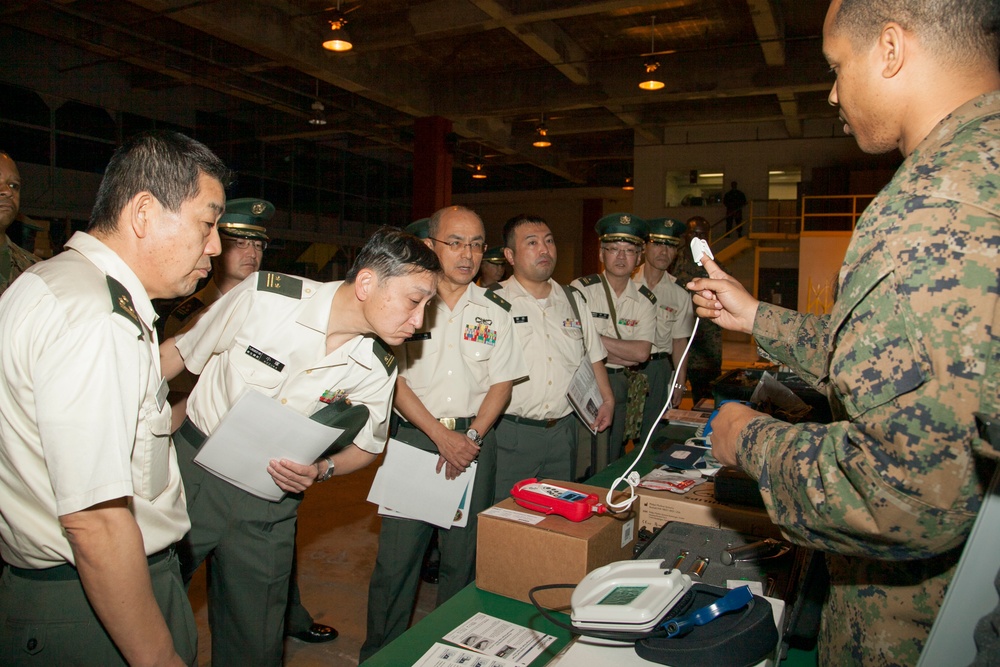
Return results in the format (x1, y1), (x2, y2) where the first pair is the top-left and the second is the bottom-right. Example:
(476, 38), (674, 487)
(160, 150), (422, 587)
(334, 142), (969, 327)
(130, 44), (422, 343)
(685, 246), (768, 466)
(685, 254), (760, 335)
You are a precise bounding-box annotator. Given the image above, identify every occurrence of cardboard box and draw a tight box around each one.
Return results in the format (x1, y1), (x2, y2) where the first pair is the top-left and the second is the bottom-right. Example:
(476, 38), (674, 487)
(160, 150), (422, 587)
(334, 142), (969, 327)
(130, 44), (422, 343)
(636, 479), (781, 539)
(476, 482), (637, 609)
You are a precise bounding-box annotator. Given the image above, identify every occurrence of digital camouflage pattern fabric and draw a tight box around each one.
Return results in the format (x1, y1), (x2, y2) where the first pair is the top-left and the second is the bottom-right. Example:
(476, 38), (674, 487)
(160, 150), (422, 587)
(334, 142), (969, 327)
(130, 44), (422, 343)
(737, 92), (1000, 665)
(0, 235), (39, 294)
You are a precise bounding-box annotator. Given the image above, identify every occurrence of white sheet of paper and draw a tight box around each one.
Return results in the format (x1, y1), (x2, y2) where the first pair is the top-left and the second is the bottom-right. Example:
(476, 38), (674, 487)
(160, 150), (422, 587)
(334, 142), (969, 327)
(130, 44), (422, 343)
(193, 390), (345, 502)
(567, 357), (601, 434)
(367, 438), (475, 529)
(443, 612), (556, 666)
(411, 641), (520, 667)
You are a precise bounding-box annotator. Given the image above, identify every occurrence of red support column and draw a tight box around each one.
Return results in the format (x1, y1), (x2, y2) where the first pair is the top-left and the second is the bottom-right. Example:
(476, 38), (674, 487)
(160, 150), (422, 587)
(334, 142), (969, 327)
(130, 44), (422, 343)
(412, 116), (453, 219)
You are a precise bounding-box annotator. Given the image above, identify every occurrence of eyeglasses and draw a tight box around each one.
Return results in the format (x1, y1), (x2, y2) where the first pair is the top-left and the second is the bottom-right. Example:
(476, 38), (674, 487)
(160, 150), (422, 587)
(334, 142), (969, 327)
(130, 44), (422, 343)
(601, 245), (640, 257)
(429, 237), (487, 254)
(224, 237), (267, 252)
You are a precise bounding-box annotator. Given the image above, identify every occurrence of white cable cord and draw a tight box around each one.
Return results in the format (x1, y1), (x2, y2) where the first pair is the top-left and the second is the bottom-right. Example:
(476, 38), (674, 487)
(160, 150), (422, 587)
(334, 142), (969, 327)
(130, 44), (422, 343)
(604, 317), (702, 512)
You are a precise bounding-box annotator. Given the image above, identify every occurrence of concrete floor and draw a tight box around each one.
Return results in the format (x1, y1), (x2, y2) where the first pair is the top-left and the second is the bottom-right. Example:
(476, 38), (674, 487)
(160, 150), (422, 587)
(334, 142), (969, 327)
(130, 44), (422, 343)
(187, 338), (763, 666)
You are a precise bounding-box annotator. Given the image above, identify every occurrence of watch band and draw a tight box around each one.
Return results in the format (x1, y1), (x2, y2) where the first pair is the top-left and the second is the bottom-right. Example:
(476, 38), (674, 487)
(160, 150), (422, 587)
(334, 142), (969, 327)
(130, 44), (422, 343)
(317, 455), (335, 482)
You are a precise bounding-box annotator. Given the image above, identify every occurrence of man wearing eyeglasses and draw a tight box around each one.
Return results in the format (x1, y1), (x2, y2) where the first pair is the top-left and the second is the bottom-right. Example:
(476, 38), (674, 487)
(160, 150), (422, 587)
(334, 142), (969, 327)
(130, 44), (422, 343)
(572, 213), (656, 468)
(361, 206), (527, 662)
(163, 198), (270, 340)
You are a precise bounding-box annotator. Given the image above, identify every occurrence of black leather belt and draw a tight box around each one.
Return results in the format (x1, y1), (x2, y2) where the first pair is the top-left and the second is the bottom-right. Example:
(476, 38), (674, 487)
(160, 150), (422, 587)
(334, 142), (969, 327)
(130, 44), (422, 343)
(502, 414), (563, 429)
(649, 351), (671, 361)
(606, 367), (625, 375)
(10, 547), (174, 581)
(178, 417), (207, 449)
(400, 416), (474, 431)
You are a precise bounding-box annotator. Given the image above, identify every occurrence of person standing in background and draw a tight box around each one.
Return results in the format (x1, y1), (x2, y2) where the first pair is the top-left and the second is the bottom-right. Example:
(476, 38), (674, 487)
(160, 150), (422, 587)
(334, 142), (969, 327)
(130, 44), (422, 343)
(722, 181), (748, 238)
(671, 216), (723, 404)
(633, 218), (695, 442)
(492, 214), (613, 496)
(572, 214), (656, 466)
(477, 245), (508, 286)
(0, 151), (39, 293)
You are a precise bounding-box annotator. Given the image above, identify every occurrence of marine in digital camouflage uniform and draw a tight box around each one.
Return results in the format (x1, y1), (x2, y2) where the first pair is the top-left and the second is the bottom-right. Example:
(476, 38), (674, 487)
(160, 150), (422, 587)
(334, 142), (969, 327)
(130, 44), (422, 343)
(688, 2), (1000, 664)
(0, 151), (40, 295)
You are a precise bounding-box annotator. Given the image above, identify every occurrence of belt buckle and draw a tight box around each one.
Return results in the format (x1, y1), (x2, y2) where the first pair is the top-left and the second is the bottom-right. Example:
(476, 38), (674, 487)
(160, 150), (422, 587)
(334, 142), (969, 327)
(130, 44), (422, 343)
(439, 417), (457, 430)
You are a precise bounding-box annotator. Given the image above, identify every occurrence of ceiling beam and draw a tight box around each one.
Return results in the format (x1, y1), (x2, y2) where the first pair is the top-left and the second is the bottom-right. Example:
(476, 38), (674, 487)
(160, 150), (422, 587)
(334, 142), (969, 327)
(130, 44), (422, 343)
(746, 0), (785, 66)
(368, 0), (678, 52)
(467, 0), (589, 85)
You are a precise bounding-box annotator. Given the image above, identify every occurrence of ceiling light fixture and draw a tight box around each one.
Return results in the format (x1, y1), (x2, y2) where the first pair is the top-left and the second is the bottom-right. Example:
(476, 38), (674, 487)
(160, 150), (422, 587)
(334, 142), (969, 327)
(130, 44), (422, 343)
(322, 1), (353, 52)
(308, 80), (327, 125)
(309, 100), (327, 125)
(622, 176), (634, 191)
(472, 162), (487, 179)
(533, 112), (552, 148)
(639, 17), (665, 91)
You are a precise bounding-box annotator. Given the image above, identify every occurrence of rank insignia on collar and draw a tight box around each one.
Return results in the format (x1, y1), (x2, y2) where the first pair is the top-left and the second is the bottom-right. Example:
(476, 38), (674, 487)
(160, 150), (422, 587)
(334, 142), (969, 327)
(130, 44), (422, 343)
(372, 338), (397, 374)
(257, 272), (303, 298)
(107, 275), (143, 336)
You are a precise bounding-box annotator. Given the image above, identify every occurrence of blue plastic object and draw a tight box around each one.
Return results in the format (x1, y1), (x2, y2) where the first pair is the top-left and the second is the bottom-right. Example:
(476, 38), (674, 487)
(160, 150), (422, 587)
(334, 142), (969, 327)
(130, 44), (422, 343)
(703, 399), (751, 438)
(660, 585), (754, 638)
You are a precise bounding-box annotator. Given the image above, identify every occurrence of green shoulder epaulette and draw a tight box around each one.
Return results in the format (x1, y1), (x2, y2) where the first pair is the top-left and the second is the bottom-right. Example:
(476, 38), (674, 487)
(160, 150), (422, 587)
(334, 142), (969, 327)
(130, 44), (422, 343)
(638, 284), (657, 305)
(565, 284), (586, 303)
(484, 288), (512, 312)
(577, 274), (602, 287)
(371, 337), (397, 375)
(257, 272), (303, 298)
(107, 275), (143, 335)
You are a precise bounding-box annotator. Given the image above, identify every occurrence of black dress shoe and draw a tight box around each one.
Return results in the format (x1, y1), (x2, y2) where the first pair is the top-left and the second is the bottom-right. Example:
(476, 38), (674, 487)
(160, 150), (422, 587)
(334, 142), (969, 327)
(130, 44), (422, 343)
(420, 560), (440, 585)
(287, 623), (339, 643)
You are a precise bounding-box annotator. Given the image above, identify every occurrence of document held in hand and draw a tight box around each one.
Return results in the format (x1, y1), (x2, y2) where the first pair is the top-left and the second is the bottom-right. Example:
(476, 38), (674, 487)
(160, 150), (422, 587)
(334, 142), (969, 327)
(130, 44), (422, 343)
(194, 390), (346, 501)
(567, 357), (602, 434)
(367, 438), (475, 529)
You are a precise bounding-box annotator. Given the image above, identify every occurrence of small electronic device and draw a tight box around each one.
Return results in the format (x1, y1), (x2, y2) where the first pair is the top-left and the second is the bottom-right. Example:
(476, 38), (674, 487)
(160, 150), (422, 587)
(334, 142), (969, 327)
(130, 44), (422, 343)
(510, 478), (605, 522)
(690, 237), (714, 266)
(571, 560), (693, 633)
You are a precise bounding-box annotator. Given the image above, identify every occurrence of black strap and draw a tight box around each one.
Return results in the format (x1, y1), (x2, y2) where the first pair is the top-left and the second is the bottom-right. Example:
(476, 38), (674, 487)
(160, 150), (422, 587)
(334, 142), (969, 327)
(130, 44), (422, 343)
(562, 284), (587, 356)
(599, 275), (623, 340)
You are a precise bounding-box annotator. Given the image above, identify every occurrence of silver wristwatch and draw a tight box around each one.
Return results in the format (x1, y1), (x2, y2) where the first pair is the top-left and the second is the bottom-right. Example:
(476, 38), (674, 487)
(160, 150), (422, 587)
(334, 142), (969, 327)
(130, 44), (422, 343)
(466, 428), (484, 446)
(317, 455), (335, 482)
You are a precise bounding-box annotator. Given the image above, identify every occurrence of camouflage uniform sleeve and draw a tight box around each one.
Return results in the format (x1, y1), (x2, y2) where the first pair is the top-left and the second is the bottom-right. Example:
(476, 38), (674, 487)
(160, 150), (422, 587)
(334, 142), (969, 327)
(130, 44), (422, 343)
(751, 303), (832, 386)
(736, 202), (996, 561)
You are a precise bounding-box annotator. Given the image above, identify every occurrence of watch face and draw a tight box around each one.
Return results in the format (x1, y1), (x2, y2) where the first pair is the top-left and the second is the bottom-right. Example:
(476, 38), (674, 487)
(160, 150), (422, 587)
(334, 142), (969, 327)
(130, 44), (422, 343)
(467, 429), (479, 440)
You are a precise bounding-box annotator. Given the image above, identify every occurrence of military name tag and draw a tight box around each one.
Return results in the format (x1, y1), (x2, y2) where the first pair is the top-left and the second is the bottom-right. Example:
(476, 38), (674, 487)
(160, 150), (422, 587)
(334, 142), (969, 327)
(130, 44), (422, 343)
(591, 312), (610, 319)
(514, 316), (528, 324)
(246, 345), (285, 372)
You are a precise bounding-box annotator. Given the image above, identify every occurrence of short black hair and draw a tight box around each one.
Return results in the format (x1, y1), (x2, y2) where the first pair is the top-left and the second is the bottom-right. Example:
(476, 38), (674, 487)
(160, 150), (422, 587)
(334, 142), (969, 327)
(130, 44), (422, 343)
(88, 131), (233, 234)
(833, 0), (1000, 66)
(346, 227), (441, 283)
(502, 213), (548, 250)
